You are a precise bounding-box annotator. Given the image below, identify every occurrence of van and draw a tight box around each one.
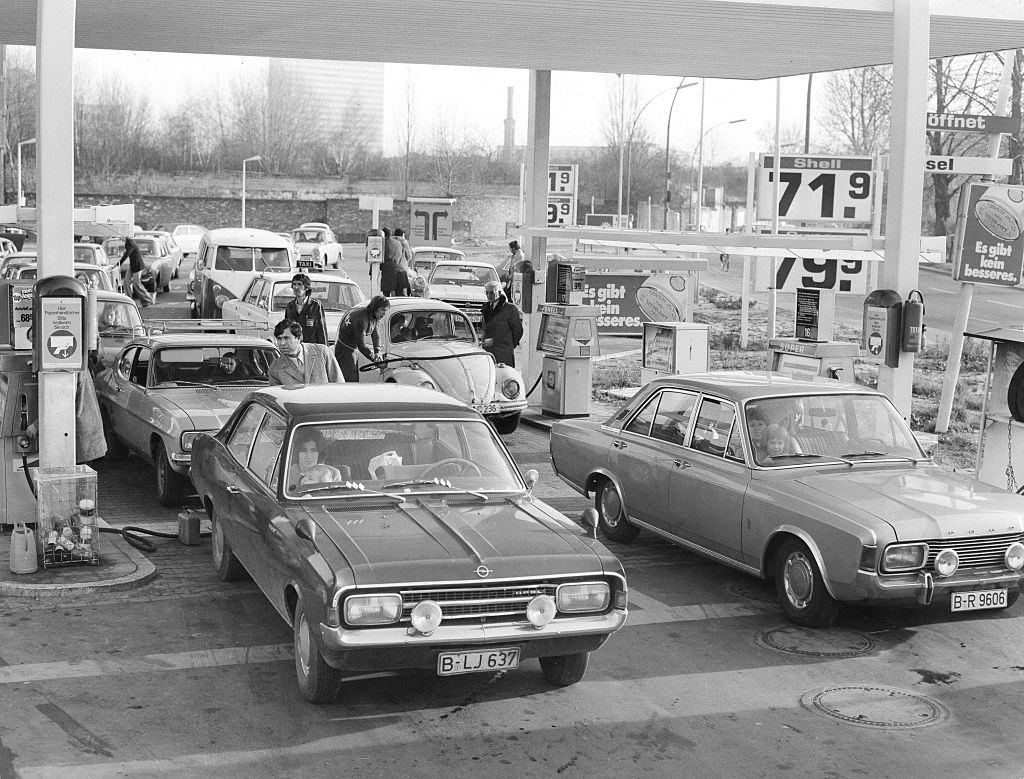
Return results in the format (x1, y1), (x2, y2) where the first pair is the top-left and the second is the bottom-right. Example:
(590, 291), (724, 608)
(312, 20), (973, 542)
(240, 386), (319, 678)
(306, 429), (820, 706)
(193, 228), (293, 318)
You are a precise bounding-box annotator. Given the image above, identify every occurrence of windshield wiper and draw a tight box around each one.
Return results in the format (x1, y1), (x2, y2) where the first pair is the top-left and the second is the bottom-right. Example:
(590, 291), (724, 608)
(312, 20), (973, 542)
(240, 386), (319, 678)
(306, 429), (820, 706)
(165, 380), (215, 388)
(381, 477), (488, 501)
(219, 378), (266, 385)
(293, 480), (407, 501)
(841, 451), (919, 464)
(767, 452), (852, 466)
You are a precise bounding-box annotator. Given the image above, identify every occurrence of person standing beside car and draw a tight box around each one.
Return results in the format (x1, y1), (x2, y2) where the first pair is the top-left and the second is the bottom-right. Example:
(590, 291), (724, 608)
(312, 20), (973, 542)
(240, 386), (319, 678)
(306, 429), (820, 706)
(392, 228), (413, 297)
(481, 280), (523, 368)
(269, 320), (343, 386)
(119, 237), (154, 307)
(334, 295), (389, 382)
(379, 227), (400, 297)
(501, 240), (533, 300)
(284, 273), (328, 344)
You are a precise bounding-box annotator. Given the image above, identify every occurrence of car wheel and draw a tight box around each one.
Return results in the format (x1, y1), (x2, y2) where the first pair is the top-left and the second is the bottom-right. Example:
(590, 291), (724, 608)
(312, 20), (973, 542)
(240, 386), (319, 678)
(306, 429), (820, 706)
(1003, 589), (1021, 609)
(595, 479), (639, 543)
(155, 440), (187, 507)
(162, 283), (170, 293)
(539, 652), (589, 686)
(211, 511), (245, 582)
(490, 412), (521, 435)
(101, 409), (127, 460)
(293, 596), (343, 703)
(775, 538), (840, 627)
(189, 302), (198, 319)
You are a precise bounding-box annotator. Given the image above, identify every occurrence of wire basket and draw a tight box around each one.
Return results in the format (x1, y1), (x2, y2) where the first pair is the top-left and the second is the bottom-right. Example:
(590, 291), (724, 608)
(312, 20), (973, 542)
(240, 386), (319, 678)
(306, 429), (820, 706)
(33, 465), (100, 568)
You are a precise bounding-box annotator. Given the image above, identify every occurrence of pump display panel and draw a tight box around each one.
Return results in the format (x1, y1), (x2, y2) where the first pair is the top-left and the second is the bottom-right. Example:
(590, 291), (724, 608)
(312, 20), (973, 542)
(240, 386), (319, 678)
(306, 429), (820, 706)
(537, 313), (569, 355)
(643, 324), (676, 373)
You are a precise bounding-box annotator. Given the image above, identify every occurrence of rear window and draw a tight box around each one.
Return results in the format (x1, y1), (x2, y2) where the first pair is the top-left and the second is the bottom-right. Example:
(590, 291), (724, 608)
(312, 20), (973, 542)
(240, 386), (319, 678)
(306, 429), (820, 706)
(134, 239), (159, 254)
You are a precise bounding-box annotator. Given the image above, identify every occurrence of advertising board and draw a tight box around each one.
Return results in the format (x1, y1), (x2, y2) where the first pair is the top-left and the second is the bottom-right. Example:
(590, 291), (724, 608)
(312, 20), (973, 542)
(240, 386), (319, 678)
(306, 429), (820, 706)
(953, 183), (1024, 286)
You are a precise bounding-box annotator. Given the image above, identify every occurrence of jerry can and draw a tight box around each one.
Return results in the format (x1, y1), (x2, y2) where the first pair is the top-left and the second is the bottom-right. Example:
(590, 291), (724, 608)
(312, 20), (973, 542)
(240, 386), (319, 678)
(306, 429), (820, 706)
(9, 521), (38, 574)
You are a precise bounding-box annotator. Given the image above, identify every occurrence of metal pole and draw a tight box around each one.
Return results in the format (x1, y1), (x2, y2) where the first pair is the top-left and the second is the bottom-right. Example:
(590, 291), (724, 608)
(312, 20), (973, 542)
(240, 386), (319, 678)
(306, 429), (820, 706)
(664, 86), (683, 230)
(616, 75), (624, 222)
(804, 74), (813, 154)
(695, 79), (705, 230)
(241, 154), (261, 228)
(768, 78), (782, 340)
(16, 137), (34, 206)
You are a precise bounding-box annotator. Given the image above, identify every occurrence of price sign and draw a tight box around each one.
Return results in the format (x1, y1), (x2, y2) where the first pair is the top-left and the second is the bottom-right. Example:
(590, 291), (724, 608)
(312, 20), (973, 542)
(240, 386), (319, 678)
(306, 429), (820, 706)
(548, 164), (577, 195)
(756, 155), (874, 222)
(547, 195), (574, 227)
(761, 256), (871, 295)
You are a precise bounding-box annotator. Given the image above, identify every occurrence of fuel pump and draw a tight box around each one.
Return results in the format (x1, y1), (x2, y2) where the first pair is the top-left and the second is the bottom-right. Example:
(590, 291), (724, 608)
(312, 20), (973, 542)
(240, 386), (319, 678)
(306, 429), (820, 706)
(366, 228), (384, 297)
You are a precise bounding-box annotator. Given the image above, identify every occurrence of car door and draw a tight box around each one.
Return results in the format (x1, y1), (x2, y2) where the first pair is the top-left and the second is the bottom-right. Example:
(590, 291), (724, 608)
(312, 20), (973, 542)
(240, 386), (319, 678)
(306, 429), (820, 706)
(607, 389), (681, 526)
(105, 346), (152, 456)
(219, 403), (269, 567)
(668, 396), (749, 560)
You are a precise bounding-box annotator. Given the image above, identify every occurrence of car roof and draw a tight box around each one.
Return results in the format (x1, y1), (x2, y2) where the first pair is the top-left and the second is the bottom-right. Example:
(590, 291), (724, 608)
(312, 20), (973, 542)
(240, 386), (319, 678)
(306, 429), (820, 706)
(74, 242), (102, 249)
(95, 290), (137, 304)
(645, 370), (877, 403)
(431, 259), (495, 269)
(204, 228), (291, 248)
(247, 271), (358, 285)
(412, 247), (465, 256)
(383, 297), (464, 315)
(248, 384), (478, 422)
(133, 333), (280, 348)
(297, 222), (331, 230)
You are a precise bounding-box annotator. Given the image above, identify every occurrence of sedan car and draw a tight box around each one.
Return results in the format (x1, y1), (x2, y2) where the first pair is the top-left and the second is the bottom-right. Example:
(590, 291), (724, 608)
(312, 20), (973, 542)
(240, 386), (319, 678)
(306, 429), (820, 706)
(171, 224), (206, 257)
(95, 332), (279, 506)
(417, 260), (499, 325)
(92, 291), (146, 372)
(290, 222), (343, 270)
(189, 384), (628, 702)
(3, 260), (119, 292)
(360, 298), (527, 434)
(131, 235), (176, 293)
(137, 230), (185, 279)
(409, 247), (467, 296)
(551, 371), (1024, 627)
(221, 271), (365, 343)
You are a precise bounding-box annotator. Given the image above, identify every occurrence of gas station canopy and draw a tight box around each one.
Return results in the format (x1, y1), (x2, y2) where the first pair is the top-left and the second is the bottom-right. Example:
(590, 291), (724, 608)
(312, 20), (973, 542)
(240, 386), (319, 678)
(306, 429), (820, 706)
(0, 204), (134, 239)
(4, 0), (1024, 79)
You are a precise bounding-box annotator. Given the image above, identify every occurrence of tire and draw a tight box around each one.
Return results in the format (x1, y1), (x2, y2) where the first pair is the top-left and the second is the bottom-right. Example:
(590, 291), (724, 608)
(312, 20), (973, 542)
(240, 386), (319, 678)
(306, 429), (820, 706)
(539, 652), (589, 686)
(155, 440), (187, 507)
(211, 511), (245, 582)
(491, 412), (521, 435)
(775, 538), (840, 627)
(101, 408), (127, 460)
(1003, 589), (1020, 609)
(595, 478), (639, 543)
(293, 596), (343, 703)
(189, 302), (198, 319)
(1008, 362), (1024, 422)
(162, 283), (170, 293)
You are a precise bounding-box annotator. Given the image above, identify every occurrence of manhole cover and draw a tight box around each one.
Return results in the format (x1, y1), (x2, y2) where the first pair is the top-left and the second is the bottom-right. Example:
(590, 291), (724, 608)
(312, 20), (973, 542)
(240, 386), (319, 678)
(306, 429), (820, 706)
(754, 625), (874, 658)
(800, 686), (948, 729)
(725, 581), (777, 604)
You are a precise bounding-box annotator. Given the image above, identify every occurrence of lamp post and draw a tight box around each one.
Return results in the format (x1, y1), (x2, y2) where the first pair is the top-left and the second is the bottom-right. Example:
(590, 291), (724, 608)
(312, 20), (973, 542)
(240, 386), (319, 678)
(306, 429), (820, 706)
(241, 155), (262, 228)
(663, 80), (698, 229)
(688, 118), (746, 229)
(16, 137), (36, 207)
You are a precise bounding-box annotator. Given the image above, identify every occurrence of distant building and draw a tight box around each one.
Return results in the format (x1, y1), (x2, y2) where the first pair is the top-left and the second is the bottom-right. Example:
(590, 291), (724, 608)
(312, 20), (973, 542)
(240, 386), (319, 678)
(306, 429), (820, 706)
(268, 59), (385, 154)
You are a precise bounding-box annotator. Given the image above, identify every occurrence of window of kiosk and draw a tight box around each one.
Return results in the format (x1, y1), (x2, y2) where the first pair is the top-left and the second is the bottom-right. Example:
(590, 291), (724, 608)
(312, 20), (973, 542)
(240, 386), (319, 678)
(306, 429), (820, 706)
(643, 325), (676, 373)
(538, 313), (569, 355)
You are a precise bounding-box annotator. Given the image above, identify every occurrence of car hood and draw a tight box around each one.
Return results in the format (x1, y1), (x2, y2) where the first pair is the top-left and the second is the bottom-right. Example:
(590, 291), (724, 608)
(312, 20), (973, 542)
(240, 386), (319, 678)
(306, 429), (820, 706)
(389, 341), (495, 403)
(301, 497), (608, 585)
(161, 389), (249, 431)
(429, 285), (486, 303)
(791, 467), (1024, 540)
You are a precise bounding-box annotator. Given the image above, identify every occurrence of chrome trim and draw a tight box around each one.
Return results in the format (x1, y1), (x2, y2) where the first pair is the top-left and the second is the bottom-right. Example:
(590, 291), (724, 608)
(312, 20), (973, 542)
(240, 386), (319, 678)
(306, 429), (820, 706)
(169, 452), (192, 464)
(629, 516), (761, 577)
(320, 610), (627, 650)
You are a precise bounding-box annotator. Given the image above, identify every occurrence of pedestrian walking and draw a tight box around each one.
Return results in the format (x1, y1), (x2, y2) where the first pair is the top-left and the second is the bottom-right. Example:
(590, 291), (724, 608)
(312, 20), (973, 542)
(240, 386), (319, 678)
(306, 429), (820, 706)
(392, 228), (413, 297)
(119, 237), (154, 307)
(268, 319), (343, 386)
(379, 228), (401, 297)
(334, 295), (389, 382)
(719, 228), (731, 272)
(284, 272), (328, 344)
(481, 280), (523, 368)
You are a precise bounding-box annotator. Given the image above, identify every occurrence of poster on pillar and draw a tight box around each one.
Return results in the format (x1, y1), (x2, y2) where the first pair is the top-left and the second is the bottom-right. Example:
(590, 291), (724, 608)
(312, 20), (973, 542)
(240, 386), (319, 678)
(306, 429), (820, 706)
(953, 183), (1024, 286)
(582, 272), (696, 335)
(408, 198), (456, 247)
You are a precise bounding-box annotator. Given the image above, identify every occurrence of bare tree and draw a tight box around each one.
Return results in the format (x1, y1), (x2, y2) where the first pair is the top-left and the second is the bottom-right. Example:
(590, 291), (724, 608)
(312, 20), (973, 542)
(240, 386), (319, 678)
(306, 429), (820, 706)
(1010, 50), (1023, 186)
(818, 66), (892, 155)
(74, 71), (153, 176)
(319, 92), (372, 179)
(1, 48), (35, 201)
(426, 115), (489, 196)
(391, 68), (418, 198)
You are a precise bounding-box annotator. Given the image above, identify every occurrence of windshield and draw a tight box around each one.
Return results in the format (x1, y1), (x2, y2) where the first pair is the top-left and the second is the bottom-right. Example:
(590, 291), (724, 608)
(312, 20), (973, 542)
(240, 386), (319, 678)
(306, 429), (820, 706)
(73, 246), (100, 264)
(149, 345), (277, 387)
(97, 302), (144, 332)
(744, 393), (923, 467)
(134, 239), (159, 255)
(271, 280), (363, 312)
(284, 418), (521, 498)
(291, 230), (326, 243)
(215, 246), (291, 272)
(429, 264), (498, 287)
(386, 309), (476, 343)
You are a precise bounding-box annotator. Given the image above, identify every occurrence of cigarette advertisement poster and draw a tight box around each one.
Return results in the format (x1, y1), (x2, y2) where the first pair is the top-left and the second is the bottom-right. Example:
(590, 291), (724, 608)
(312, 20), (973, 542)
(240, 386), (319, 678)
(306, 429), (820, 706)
(581, 272), (694, 335)
(954, 183), (1024, 286)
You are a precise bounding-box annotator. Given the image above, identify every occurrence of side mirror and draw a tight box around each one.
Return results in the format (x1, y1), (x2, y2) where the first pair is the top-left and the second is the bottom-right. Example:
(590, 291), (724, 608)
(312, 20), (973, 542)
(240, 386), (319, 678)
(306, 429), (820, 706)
(524, 468), (539, 495)
(196, 259), (207, 271)
(580, 508), (599, 539)
(294, 517), (317, 544)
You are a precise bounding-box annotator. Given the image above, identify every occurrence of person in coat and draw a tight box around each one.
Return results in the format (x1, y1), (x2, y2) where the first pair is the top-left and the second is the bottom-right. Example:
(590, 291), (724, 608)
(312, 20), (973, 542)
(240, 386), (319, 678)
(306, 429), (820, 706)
(334, 295), (390, 382)
(268, 320), (343, 386)
(392, 228), (413, 296)
(119, 237), (154, 307)
(284, 273), (328, 344)
(480, 280), (523, 368)
(379, 227), (400, 297)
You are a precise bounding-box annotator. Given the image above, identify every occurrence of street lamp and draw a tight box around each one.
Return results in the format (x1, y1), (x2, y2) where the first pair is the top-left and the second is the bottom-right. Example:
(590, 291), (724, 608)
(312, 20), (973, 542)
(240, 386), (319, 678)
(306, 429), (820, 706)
(16, 137), (36, 207)
(688, 118), (746, 229)
(241, 155), (262, 228)
(663, 80), (699, 229)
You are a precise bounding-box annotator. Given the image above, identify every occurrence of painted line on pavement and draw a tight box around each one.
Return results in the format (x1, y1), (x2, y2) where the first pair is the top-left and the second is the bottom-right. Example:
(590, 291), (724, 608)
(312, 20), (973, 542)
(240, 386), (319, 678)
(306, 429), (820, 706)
(989, 300), (1021, 309)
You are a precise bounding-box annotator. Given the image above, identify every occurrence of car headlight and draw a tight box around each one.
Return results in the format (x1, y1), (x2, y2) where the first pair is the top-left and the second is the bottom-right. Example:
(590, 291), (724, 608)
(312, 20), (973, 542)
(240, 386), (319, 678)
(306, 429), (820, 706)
(1006, 542), (1024, 571)
(187, 280), (197, 294)
(409, 600), (443, 634)
(180, 431), (207, 452)
(344, 593), (402, 626)
(881, 543), (927, 572)
(556, 582), (610, 613)
(413, 276), (426, 289)
(501, 378), (521, 399)
(526, 595), (556, 627)
(214, 294), (229, 310)
(418, 379), (436, 390)
(934, 548), (959, 577)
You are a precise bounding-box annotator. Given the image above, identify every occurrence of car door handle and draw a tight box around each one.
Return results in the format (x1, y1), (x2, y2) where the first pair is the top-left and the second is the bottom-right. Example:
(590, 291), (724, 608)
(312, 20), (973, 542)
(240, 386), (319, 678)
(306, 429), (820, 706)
(226, 485), (241, 494)
(674, 459), (689, 468)
(613, 440), (626, 449)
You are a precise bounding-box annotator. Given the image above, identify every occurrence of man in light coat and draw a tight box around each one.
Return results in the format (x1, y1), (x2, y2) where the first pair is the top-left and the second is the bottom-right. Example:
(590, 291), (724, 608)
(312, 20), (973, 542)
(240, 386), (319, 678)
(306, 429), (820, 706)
(269, 319), (344, 386)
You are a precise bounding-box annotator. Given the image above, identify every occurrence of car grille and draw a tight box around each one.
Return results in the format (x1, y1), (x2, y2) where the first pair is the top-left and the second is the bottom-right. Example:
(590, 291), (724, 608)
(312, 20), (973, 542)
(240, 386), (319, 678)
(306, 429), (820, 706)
(399, 581), (559, 623)
(449, 301), (484, 320)
(924, 533), (1024, 570)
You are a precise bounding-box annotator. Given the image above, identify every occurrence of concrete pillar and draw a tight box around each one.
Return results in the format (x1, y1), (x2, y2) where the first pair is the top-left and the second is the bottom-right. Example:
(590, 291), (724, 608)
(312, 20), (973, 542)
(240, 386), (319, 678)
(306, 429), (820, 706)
(877, 0), (928, 420)
(523, 70), (550, 411)
(36, 0), (77, 466)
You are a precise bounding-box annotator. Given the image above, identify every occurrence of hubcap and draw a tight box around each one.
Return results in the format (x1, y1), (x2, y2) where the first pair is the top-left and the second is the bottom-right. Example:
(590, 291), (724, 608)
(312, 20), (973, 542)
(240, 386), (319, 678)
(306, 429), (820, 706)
(784, 552), (814, 608)
(600, 486), (622, 526)
(297, 613), (311, 677)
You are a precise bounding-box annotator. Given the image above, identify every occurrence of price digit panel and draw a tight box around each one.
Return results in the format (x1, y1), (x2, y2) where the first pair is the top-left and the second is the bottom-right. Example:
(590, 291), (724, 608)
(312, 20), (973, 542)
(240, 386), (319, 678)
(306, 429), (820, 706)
(757, 155), (874, 222)
(772, 257), (869, 294)
(547, 195), (574, 227)
(548, 164), (576, 195)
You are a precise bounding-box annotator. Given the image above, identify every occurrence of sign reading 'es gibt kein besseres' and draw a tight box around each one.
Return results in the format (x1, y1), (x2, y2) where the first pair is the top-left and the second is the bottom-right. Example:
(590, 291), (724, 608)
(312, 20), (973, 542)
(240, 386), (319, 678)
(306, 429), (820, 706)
(954, 183), (1024, 286)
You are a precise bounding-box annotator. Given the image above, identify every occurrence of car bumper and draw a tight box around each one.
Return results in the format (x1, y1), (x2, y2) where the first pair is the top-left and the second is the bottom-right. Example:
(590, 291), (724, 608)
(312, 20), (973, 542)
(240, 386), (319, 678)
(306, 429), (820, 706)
(318, 609), (627, 671)
(478, 399), (527, 418)
(833, 567), (1024, 607)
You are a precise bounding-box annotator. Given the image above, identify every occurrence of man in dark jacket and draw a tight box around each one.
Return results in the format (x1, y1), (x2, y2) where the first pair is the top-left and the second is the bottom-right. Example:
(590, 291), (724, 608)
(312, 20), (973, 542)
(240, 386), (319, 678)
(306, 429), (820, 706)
(379, 227), (401, 297)
(481, 280), (523, 367)
(334, 295), (390, 382)
(119, 237), (154, 306)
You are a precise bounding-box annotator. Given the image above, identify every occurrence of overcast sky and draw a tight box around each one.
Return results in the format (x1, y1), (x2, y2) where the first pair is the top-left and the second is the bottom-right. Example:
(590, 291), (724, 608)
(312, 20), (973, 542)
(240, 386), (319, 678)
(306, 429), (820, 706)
(61, 48), (818, 165)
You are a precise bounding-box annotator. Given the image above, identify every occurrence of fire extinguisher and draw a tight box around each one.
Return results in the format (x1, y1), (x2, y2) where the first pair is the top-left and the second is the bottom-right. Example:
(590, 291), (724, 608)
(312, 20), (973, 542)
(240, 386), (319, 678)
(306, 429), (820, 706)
(901, 289), (925, 352)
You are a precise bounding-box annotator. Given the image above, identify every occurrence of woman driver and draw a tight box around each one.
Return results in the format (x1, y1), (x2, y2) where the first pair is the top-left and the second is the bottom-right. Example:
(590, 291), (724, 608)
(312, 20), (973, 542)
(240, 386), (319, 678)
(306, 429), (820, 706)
(289, 429), (346, 490)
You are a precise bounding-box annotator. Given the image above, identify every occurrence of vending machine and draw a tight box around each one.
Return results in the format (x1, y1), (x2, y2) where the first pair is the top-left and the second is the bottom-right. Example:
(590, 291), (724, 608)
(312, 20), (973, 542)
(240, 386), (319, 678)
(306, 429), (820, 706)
(536, 303), (601, 417)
